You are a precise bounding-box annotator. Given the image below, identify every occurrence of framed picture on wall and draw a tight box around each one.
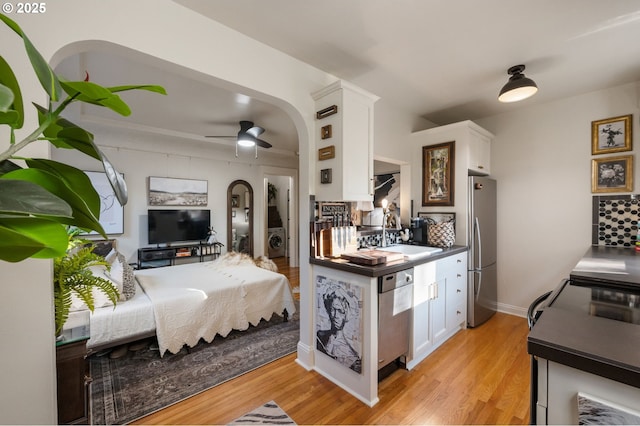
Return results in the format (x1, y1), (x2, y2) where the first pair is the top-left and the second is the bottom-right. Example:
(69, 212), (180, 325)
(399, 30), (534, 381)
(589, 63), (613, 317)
(422, 141), (455, 206)
(148, 176), (208, 206)
(591, 114), (632, 155)
(231, 194), (240, 208)
(592, 155), (633, 193)
(82, 171), (124, 235)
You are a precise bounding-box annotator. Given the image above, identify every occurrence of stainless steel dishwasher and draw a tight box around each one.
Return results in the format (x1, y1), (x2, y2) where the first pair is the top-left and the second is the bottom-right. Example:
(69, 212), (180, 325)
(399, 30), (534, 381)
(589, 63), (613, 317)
(378, 268), (414, 371)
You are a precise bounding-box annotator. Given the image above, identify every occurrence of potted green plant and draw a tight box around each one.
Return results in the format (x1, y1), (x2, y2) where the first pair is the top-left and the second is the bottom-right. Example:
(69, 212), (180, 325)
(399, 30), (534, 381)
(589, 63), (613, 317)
(53, 228), (119, 336)
(0, 13), (166, 262)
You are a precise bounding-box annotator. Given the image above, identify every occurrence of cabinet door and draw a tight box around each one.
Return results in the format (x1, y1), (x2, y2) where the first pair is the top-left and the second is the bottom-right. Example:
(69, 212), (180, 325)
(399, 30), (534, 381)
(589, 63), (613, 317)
(468, 131), (491, 175)
(430, 278), (447, 343)
(411, 263), (435, 359)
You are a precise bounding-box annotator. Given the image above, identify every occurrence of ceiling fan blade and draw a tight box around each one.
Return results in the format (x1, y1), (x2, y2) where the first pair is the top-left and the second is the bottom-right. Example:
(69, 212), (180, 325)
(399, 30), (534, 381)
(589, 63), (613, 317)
(246, 126), (265, 138)
(204, 135), (235, 138)
(256, 138), (272, 148)
(239, 120), (254, 132)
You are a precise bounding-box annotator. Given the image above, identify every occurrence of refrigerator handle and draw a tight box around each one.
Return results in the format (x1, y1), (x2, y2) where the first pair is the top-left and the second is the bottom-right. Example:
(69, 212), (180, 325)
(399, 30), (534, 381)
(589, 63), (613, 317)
(474, 270), (482, 301)
(475, 216), (482, 270)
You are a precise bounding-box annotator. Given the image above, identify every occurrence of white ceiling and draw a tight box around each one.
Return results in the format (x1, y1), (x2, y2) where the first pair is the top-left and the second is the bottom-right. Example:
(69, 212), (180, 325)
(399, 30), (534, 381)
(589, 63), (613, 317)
(63, 1), (640, 156)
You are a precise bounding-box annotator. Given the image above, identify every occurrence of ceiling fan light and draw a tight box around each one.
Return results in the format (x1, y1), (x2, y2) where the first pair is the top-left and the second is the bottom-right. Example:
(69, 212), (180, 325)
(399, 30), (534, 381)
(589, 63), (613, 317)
(498, 64), (538, 103)
(237, 137), (256, 147)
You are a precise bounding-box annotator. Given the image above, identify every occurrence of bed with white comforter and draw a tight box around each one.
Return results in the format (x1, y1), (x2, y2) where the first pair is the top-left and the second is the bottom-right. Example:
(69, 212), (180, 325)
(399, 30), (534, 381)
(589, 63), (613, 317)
(65, 255), (296, 356)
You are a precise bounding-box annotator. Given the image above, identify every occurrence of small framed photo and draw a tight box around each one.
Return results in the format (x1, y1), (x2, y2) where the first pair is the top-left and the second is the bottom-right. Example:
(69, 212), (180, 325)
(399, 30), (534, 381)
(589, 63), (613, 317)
(231, 194), (240, 208)
(591, 114), (632, 155)
(592, 155), (633, 193)
(422, 141), (455, 206)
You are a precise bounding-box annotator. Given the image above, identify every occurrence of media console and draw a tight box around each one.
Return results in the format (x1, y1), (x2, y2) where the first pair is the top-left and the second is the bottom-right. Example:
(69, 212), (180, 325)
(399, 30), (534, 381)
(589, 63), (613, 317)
(137, 242), (222, 269)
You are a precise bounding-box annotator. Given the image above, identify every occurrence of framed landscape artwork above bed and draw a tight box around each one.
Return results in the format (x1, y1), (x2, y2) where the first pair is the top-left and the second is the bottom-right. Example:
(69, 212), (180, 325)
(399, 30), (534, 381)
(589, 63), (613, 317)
(148, 176), (208, 206)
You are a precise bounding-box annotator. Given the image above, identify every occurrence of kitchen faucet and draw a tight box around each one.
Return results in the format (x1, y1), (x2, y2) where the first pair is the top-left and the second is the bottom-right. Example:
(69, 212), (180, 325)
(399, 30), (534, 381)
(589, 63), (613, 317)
(381, 198), (390, 247)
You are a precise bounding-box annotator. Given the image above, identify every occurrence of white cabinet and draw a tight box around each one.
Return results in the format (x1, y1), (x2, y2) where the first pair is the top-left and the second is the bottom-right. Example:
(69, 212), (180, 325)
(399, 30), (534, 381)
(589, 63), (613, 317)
(407, 251), (468, 370)
(467, 127), (491, 175)
(442, 251), (467, 331)
(410, 120), (494, 246)
(312, 80), (379, 202)
(536, 359), (640, 425)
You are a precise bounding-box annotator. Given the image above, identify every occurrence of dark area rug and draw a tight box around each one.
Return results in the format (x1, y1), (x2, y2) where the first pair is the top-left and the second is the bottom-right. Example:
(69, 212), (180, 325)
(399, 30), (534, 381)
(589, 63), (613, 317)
(90, 306), (299, 425)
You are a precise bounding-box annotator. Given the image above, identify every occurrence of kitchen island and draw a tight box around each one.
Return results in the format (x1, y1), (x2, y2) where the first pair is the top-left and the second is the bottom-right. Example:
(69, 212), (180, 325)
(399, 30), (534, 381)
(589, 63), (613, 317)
(528, 246), (640, 424)
(310, 244), (467, 406)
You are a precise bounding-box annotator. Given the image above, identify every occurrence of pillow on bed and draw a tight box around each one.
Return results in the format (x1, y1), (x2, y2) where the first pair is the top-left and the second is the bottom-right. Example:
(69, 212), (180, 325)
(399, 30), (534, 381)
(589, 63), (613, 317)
(104, 248), (119, 265)
(108, 254), (136, 301)
(69, 265), (119, 312)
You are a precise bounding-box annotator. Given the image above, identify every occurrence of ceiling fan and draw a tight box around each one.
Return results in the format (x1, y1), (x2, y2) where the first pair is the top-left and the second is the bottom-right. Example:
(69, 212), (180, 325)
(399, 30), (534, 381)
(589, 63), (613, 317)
(206, 120), (272, 158)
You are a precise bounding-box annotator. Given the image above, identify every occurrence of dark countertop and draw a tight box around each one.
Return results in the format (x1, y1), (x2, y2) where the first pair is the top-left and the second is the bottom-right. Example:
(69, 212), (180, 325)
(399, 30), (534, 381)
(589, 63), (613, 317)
(570, 245), (640, 290)
(528, 245), (640, 388)
(309, 245), (468, 277)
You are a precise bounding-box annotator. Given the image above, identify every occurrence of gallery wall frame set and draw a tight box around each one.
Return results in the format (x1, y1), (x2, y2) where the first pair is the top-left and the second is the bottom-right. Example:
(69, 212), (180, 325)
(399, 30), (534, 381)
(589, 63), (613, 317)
(591, 155), (633, 193)
(422, 141), (455, 206)
(591, 114), (632, 155)
(148, 176), (208, 206)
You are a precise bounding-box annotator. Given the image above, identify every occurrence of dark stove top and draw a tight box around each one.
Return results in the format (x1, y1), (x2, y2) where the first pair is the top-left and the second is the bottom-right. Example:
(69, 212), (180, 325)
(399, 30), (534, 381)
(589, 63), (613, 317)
(549, 279), (640, 325)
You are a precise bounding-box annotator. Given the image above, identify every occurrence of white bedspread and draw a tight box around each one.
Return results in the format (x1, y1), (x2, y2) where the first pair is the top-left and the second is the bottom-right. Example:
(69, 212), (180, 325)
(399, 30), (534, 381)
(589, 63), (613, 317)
(134, 260), (296, 356)
(65, 281), (155, 349)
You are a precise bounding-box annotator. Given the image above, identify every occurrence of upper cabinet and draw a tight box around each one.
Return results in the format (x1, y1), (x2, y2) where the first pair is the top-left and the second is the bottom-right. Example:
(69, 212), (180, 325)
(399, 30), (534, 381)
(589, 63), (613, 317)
(467, 126), (492, 175)
(413, 120), (494, 176)
(410, 120), (494, 245)
(312, 80), (379, 202)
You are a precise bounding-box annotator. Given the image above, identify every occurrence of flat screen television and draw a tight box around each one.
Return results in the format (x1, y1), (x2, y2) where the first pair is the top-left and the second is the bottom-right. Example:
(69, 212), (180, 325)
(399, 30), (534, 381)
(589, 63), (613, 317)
(148, 209), (210, 245)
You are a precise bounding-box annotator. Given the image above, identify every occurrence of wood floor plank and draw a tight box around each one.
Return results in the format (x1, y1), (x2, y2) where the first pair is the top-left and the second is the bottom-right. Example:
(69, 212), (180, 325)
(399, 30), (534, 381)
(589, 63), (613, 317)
(133, 260), (531, 425)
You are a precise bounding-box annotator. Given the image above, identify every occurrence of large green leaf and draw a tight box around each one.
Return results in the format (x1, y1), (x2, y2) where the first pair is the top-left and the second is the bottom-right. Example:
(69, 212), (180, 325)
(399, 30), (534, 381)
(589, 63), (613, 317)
(0, 179), (72, 217)
(0, 55), (23, 127)
(4, 167), (103, 233)
(34, 103), (102, 160)
(101, 154), (128, 205)
(25, 159), (100, 215)
(0, 13), (61, 101)
(0, 216), (68, 262)
(60, 80), (131, 116)
(108, 84), (167, 96)
(0, 160), (21, 177)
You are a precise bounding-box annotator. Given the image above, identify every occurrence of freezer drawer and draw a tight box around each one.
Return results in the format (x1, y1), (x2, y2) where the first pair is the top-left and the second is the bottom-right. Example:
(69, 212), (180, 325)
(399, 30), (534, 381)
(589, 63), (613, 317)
(468, 262), (497, 327)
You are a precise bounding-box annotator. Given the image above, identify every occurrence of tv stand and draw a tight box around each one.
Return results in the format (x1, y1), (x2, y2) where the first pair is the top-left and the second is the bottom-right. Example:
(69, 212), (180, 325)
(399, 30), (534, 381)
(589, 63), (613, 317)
(137, 242), (223, 269)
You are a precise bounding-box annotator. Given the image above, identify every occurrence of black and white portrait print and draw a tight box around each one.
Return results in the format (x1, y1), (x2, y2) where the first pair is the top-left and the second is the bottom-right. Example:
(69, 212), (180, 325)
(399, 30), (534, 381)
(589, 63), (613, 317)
(315, 275), (363, 374)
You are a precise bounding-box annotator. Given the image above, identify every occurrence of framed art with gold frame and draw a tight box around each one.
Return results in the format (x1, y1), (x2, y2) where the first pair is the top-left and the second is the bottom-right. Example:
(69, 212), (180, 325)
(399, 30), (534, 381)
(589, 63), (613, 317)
(591, 114), (632, 155)
(422, 141), (455, 206)
(591, 155), (633, 193)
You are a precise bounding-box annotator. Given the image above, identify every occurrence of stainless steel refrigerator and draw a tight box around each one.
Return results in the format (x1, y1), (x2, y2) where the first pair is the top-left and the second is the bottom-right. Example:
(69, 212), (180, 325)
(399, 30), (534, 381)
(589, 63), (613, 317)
(467, 176), (497, 327)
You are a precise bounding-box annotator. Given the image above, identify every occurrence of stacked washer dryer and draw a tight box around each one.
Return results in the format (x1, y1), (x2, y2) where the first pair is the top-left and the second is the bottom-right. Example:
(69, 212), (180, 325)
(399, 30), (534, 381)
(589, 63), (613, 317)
(267, 227), (286, 258)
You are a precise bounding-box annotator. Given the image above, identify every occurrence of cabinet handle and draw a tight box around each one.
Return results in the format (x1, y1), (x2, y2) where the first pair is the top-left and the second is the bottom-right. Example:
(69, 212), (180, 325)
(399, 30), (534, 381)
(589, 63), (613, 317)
(457, 289), (462, 293)
(457, 310), (462, 315)
(457, 273), (461, 278)
(457, 259), (462, 263)
(477, 165), (484, 169)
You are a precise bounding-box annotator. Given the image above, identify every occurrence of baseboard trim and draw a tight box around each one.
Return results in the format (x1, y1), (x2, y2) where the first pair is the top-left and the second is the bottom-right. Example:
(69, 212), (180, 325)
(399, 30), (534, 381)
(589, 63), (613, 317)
(497, 302), (527, 318)
(295, 341), (313, 371)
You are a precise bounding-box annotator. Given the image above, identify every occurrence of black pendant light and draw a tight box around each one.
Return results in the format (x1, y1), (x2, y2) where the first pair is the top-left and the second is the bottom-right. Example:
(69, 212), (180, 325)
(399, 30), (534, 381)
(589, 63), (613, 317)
(498, 64), (538, 103)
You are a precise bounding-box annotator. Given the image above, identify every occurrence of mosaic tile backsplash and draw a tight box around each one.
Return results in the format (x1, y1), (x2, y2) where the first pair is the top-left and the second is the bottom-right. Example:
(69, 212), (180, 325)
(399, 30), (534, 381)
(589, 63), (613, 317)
(592, 195), (639, 247)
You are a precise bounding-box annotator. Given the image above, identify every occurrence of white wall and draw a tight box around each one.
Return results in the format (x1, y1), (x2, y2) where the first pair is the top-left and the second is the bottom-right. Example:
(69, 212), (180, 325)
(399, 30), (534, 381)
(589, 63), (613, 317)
(51, 124), (298, 262)
(477, 82), (640, 316)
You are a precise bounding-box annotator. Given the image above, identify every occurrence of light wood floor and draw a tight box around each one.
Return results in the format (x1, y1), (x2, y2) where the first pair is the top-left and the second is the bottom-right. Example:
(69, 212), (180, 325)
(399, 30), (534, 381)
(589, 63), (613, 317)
(134, 259), (530, 425)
